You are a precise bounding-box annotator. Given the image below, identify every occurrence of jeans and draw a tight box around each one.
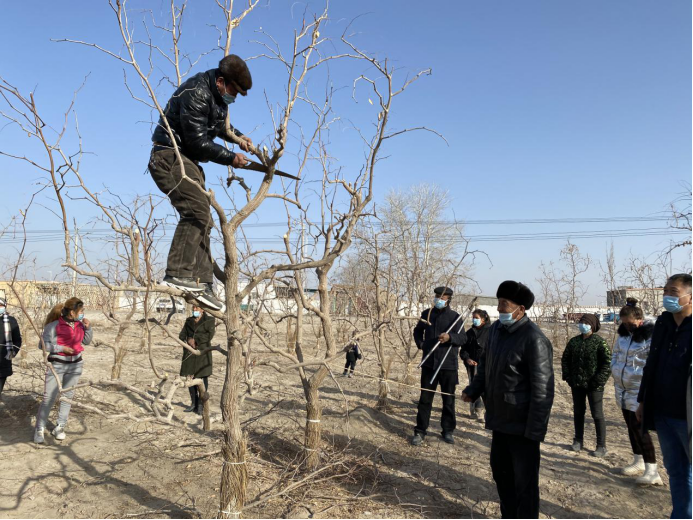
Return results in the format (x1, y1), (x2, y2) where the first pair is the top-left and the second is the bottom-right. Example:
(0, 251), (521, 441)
(655, 414), (692, 519)
(415, 367), (458, 436)
(36, 361), (83, 429)
(571, 388), (606, 447)
(149, 149), (214, 284)
(490, 431), (541, 519)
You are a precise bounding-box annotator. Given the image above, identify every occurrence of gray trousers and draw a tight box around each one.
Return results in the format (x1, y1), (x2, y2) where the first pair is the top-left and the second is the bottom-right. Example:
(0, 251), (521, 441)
(36, 361), (83, 429)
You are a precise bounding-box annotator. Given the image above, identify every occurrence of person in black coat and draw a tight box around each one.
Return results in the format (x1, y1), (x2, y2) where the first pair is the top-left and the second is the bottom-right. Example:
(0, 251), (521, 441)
(179, 306), (215, 415)
(0, 297), (22, 398)
(460, 309), (492, 421)
(412, 286), (468, 446)
(343, 341), (362, 378)
(463, 281), (554, 519)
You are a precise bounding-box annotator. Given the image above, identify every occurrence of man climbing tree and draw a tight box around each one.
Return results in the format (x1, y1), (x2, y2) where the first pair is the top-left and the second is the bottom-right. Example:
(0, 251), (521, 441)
(148, 54), (253, 311)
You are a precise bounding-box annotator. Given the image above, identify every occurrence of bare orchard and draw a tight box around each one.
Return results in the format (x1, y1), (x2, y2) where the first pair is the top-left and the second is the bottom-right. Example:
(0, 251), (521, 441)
(0, 315), (670, 519)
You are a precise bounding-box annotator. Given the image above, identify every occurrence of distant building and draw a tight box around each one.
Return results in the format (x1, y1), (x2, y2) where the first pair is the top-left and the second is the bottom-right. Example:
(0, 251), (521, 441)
(606, 286), (663, 316)
(0, 280), (114, 312)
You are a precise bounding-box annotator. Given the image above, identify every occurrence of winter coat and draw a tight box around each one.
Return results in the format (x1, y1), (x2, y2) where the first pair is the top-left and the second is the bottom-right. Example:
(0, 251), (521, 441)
(611, 320), (654, 412)
(460, 322), (493, 363)
(179, 314), (216, 378)
(413, 306), (468, 372)
(151, 69), (245, 165)
(345, 343), (362, 363)
(42, 318), (93, 363)
(463, 315), (555, 442)
(638, 314), (691, 442)
(561, 333), (611, 391)
(0, 314), (22, 378)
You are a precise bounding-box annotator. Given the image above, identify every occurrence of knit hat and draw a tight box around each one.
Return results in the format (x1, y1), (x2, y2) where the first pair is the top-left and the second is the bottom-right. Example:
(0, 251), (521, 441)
(496, 280), (535, 310)
(219, 54), (252, 96)
(579, 313), (601, 333)
(434, 286), (454, 297)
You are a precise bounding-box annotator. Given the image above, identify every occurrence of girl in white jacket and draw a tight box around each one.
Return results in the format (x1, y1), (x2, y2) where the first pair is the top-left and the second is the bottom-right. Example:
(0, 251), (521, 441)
(611, 298), (661, 485)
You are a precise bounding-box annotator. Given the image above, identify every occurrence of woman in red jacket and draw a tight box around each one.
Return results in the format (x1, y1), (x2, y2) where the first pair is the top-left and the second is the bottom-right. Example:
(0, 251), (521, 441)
(34, 297), (93, 444)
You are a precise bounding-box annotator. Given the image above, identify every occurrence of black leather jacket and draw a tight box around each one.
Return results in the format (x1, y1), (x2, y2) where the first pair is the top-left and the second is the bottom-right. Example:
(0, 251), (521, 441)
(413, 306), (468, 371)
(151, 69), (244, 165)
(463, 316), (554, 442)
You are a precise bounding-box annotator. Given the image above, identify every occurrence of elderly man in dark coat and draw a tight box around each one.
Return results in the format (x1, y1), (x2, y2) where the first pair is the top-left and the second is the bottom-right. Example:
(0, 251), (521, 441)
(463, 281), (554, 519)
(412, 286), (468, 446)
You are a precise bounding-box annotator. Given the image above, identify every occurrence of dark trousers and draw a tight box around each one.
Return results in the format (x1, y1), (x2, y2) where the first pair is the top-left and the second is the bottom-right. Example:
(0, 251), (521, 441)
(344, 359), (356, 374)
(188, 376), (209, 409)
(490, 431), (541, 519)
(415, 366), (458, 436)
(149, 149), (214, 284)
(571, 387), (606, 447)
(465, 364), (485, 412)
(0, 376), (6, 395)
(622, 408), (657, 463)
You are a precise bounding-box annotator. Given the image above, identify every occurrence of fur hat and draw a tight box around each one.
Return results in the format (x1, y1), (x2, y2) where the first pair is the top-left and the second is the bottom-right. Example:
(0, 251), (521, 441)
(496, 280), (534, 310)
(219, 54), (252, 95)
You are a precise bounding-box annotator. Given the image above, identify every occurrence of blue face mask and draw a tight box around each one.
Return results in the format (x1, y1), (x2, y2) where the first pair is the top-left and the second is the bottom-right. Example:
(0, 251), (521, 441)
(472, 318), (482, 327)
(499, 307), (519, 326)
(193, 310), (201, 318)
(77, 313), (84, 321)
(0, 308), (5, 315)
(578, 323), (592, 334)
(663, 295), (687, 314)
(434, 298), (447, 310)
(222, 93), (236, 105)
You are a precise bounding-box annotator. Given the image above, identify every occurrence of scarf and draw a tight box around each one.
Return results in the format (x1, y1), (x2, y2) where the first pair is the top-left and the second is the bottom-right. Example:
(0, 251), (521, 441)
(3, 313), (17, 361)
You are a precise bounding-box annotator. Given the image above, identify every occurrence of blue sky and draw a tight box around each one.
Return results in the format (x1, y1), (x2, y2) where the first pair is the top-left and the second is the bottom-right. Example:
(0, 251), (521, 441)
(0, 0), (690, 304)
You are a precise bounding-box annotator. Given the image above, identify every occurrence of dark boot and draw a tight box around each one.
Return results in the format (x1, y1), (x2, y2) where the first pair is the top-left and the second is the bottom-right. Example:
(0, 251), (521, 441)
(184, 387), (196, 413)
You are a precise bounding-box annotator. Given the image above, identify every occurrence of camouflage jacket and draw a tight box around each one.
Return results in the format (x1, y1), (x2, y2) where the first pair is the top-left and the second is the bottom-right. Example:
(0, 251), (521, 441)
(561, 333), (611, 391)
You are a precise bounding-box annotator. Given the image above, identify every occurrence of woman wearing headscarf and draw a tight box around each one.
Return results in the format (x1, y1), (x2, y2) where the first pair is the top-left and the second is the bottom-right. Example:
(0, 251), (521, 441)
(179, 305), (215, 414)
(561, 313), (611, 457)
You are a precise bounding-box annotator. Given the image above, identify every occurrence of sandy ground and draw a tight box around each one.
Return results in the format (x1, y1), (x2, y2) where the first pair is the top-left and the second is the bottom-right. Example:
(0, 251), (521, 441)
(0, 316), (673, 519)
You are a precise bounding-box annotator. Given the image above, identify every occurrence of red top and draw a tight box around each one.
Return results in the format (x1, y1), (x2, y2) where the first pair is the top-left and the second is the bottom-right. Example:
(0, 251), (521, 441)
(55, 316), (86, 355)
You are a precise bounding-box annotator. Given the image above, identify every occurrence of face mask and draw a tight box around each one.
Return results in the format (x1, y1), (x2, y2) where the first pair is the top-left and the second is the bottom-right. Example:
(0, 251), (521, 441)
(434, 298), (446, 310)
(499, 311), (517, 326)
(193, 311), (201, 318)
(222, 93), (236, 105)
(472, 318), (482, 327)
(77, 313), (84, 321)
(0, 308), (5, 315)
(578, 323), (592, 334)
(663, 295), (686, 314)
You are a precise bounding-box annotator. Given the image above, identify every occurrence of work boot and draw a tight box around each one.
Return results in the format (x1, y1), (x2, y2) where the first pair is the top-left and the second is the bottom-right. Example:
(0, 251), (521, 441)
(51, 424), (66, 441)
(348, 372), (353, 378)
(184, 403), (196, 413)
(342, 370), (348, 376)
(571, 440), (582, 452)
(621, 454), (646, 476)
(591, 446), (608, 458)
(34, 427), (45, 444)
(162, 275), (204, 292)
(196, 284), (226, 312)
(411, 433), (424, 446)
(442, 432), (454, 445)
(635, 463), (663, 486)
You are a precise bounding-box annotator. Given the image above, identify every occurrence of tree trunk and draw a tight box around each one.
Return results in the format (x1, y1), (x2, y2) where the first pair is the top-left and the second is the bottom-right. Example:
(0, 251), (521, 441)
(302, 372), (324, 470)
(198, 381), (211, 431)
(402, 358), (418, 386)
(376, 356), (392, 410)
(218, 260), (247, 518)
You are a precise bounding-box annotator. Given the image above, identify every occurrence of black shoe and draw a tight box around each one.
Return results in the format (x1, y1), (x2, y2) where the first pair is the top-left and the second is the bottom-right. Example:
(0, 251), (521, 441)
(442, 432), (454, 445)
(195, 405), (203, 416)
(162, 275), (204, 293)
(411, 433), (424, 446)
(470, 410), (478, 420)
(195, 284), (226, 312)
(591, 446), (608, 458)
(571, 440), (582, 452)
(184, 404), (196, 413)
